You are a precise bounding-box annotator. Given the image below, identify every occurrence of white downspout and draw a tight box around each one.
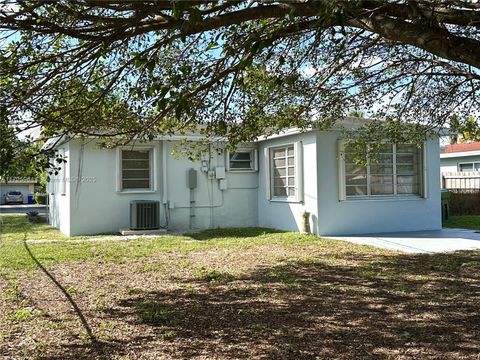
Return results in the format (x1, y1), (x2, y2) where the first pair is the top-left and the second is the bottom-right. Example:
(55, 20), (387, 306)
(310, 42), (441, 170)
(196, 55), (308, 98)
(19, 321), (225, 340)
(162, 142), (168, 204)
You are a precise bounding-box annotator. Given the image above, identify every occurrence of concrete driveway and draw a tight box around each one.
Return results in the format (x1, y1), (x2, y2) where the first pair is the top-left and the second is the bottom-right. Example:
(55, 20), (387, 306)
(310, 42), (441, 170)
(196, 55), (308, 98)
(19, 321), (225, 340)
(327, 228), (480, 254)
(0, 204), (47, 214)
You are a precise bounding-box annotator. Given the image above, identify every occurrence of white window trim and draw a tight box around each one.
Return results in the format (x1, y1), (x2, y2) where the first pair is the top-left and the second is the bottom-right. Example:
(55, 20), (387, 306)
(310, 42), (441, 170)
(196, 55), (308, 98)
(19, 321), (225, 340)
(116, 146), (157, 193)
(338, 140), (426, 201)
(267, 142), (303, 203)
(226, 148), (258, 172)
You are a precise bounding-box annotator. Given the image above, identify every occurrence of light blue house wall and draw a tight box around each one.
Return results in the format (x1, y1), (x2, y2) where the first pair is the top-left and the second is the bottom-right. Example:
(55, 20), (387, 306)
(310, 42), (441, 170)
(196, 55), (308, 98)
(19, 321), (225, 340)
(50, 139), (258, 236)
(315, 132), (441, 235)
(257, 132), (319, 234)
(49, 129), (441, 236)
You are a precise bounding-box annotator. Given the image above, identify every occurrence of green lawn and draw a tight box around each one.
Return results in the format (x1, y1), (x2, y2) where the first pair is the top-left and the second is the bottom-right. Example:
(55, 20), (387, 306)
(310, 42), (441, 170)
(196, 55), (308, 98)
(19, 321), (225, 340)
(1, 215), (479, 359)
(443, 215), (480, 230)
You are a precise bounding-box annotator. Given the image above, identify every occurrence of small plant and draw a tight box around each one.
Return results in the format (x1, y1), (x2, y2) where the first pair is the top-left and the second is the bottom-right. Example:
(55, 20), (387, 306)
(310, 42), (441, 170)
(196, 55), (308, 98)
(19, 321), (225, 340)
(3, 281), (22, 302)
(8, 308), (42, 322)
(195, 266), (233, 282)
(135, 302), (169, 324)
(25, 211), (45, 223)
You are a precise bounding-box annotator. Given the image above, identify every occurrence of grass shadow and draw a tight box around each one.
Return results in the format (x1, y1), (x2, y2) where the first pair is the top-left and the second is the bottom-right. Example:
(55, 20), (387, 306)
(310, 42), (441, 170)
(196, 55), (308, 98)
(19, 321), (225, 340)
(102, 252), (480, 359)
(187, 227), (285, 241)
(22, 238), (97, 343)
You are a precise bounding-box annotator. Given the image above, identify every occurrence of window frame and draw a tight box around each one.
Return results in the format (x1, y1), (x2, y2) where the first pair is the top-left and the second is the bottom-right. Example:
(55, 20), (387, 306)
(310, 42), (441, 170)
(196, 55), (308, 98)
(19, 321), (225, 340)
(339, 142), (425, 201)
(267, 143), (304, 202)
(458, 161), (480, 172)
(226, 148), (258, 172)
(117, 146), (156, 193)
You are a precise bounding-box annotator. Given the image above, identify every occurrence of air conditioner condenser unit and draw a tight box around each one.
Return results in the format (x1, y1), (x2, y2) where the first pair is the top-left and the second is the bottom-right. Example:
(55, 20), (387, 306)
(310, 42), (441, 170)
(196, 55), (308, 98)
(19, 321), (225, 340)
(130, 200), (160, 230)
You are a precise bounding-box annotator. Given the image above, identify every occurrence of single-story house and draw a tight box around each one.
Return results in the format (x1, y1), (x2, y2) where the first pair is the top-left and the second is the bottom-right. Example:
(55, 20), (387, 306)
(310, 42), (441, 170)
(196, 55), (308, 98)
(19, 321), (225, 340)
(440, 142), (480, 190)
(0, 178), (36, 205)
(46, 118), (441, 236)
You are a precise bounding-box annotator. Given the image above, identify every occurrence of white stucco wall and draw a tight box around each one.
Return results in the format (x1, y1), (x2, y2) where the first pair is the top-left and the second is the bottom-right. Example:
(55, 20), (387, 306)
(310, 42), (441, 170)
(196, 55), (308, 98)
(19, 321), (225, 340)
(162, 141), (258, 230)
(51, 139), (258, 236)
(257, 132), (319, 234)
(48, 142), (71, 235)
(316, 131), (441, 235)
(50, 130), (441, 237)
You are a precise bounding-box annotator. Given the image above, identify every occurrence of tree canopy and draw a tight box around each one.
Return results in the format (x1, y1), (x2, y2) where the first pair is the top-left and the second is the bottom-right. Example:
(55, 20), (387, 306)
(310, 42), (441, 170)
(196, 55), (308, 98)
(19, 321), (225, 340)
(1, 0), (479, 148)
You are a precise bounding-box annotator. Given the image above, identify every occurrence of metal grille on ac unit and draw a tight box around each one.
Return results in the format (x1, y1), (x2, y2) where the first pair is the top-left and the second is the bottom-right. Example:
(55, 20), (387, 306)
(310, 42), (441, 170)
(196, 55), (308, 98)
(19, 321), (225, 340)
(130, 200), (160, 230)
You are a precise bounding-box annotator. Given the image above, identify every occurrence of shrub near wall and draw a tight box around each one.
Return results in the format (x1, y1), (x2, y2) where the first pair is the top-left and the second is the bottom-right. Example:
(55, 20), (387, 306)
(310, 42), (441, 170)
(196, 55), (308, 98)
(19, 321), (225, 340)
(449, 190), (480, 215)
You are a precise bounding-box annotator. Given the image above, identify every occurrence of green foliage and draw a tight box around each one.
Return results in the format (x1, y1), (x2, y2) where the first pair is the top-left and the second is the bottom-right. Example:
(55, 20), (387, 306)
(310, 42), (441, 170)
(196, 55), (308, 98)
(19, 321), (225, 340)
(1, 1), (475, 153)
(0, 106), (47, 181)
(449, 115), (480, 144)
(342, 118), (428, 164)
(443, 215), (480, 230)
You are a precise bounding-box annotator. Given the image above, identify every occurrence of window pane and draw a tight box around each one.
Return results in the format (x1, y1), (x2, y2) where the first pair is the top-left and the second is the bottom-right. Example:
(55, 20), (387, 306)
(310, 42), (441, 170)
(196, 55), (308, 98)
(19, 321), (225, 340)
(122, 159), (149, 169)
(273, 168), (286, 177)
(459, 163), (473, 171)
(397, 164), (415, 175)
(397, 175), (417, 184)
(122, 169), (150, 179)
(230, 151), (253, 170)
(343, 143), (422, 198)
(273, 149), (285, 158)
(370, 175), (393, 184)
(371, 184), (394, 195)
(230, 161), (251, 169)
(397, 144), (416, 153)
(230, 152), (251, 161)
(397, 154), (415, 164)
(122, 179), (150, 189)
(122, 150), (149, 160)
(274, 177), (287, 187)
(273, 187), (287, 196)
(371, 153), (393, 163)
(346, 186), (367, 196)
(122, 149), (151, 190)
(345, 164), (367, 174)
(369, 164), (393, 175)
(345, 153), (367, 164)
(271, 146), (295, 197)
(398, 184), (418, 194)
(475, 163), (480, 171)
(346, 174), (367, 185)
(380, 143), (393, 151)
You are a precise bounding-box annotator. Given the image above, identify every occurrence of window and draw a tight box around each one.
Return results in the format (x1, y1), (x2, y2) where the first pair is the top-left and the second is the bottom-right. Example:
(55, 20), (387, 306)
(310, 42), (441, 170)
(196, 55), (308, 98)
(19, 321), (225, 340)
(342, 143), (422, 198)
(228, 149), (257, 171)
(271, 145), (296, 198)
(120, 149), (152, 191)
(458, 162), (480, 171)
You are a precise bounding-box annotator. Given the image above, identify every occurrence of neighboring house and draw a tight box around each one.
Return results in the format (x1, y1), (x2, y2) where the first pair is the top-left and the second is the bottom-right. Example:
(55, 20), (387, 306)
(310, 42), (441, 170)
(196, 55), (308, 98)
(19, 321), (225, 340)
(440, 142), (480, 189)
(45, 118), (441, 237)
(0, 178), (36, 205)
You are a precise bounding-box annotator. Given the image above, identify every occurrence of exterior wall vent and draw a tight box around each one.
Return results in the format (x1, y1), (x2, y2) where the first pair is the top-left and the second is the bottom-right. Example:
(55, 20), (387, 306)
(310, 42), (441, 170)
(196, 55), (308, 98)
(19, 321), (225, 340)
(130, 200), (160, 230)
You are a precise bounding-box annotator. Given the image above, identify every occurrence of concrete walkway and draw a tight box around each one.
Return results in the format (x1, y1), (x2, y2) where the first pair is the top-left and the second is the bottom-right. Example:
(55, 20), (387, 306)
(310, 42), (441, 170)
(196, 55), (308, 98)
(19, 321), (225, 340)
(0, 204), (47, 214)
(326, 228), (480, 254)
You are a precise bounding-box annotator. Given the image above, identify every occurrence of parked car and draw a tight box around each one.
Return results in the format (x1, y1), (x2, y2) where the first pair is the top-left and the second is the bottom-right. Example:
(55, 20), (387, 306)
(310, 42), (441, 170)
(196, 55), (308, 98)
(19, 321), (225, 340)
(5, 191), (23, 204)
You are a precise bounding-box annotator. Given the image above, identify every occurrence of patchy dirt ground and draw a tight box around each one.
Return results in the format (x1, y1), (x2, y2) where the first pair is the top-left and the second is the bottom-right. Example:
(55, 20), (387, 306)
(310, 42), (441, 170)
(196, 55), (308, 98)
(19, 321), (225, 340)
(1, 237), (480, 360)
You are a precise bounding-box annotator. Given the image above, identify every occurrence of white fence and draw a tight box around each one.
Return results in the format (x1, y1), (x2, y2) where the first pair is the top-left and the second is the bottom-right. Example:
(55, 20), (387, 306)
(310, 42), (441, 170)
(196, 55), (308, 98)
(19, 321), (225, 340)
(442, 171), (480, 190)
